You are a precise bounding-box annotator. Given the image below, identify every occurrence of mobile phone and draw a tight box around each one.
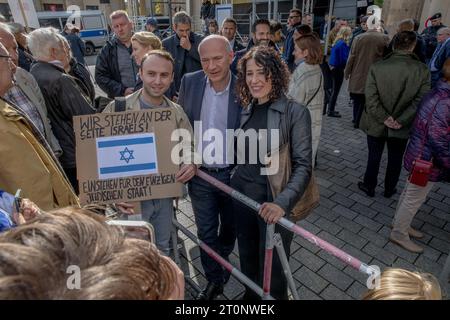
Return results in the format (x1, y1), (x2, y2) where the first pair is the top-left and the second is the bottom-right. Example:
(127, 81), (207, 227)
(107, 220), (155, 243)
(14, 189), (22, 213)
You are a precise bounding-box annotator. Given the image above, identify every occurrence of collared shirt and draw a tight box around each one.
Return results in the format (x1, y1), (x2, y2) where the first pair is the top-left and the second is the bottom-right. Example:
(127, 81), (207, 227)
(199, 73), (231, 168)
(117, 41), (138, 90)
(4, 86), (45, 136)
(229, 38), (235, 50)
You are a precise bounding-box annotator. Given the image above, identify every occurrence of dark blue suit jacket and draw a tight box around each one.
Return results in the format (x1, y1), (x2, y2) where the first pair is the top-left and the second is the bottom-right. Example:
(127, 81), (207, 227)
(178, 70), (242, 132)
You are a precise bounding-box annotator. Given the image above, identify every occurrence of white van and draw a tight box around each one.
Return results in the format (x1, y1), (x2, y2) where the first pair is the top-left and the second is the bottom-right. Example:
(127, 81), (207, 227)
(37, 10), (109, 55)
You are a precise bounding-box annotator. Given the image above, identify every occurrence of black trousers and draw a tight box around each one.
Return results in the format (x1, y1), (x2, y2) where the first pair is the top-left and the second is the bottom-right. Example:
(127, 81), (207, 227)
(63, 167), (79, 194)
(351, 93), (365, 128)
(230, 177), (293, 300)
(363, 135), (408, 193)
(328, 66), (345, 114)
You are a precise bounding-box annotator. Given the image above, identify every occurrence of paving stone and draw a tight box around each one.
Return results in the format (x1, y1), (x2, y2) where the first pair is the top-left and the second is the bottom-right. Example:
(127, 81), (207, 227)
(293, 248), (326, 272)
(330, 193), (356, 208)
(342, 243), (372, 264)
(335, 216), (363, 234)
(316, 176), (334, 189)
(315, 217), (343, 235)
(354, 215), (383, 232)
(427, 198), (450, 213)
(293, 266), (329, 294)
(414, 255), (445, 276)
(373, 212), (393, 227)
(349, 193), (375, 207)
(318, 264), (354, 291)
(321, 284), (353, 300)
(362, 243), (397, 265)
(384, 242), (420, 264)
(429, 237), (450, 254)
(318, 186), (336, 199)
(289, 255), (303, 274)
(319, 197), (338, 209)
(346, 281), (368, 300)
(332, 204), (358, 220)
(370, 201), (395, 216)
(359, 227), (389, 248)
(317, 250), (347, 270)
(416, 211), (447, 228)
(315, 205), (340, 221)
(296, 285), (323, 300)
(329, 184), (354, 197)
(431, 209), (450, 223)
(336, 229), (368, 250)
(421, 223), (450, 242)
(420, 244), (442, 262)
(392, 257), (417, 271)
(223, 276), (245, 300)
(317, 230), (346, 248)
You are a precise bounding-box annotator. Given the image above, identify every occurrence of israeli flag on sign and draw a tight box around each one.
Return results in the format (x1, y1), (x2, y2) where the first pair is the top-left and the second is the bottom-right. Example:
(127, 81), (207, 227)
(96, 133), (158, 180)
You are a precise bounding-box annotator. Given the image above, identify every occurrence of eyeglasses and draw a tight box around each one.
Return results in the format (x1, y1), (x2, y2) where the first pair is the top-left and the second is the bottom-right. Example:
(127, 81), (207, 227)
(289, 15), (301, 19)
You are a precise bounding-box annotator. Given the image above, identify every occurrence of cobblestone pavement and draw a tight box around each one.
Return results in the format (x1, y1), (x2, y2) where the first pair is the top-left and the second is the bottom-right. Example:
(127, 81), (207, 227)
(174, 89), (450, 300)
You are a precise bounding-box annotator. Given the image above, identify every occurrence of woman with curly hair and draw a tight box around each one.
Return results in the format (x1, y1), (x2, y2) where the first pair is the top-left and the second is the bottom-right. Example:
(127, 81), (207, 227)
(232, 46), (312, 300)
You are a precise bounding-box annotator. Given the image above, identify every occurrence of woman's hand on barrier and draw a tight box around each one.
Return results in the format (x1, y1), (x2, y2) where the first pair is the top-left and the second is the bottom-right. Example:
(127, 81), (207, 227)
(259, 202), (285, 225)
(116, 202), (135, 215)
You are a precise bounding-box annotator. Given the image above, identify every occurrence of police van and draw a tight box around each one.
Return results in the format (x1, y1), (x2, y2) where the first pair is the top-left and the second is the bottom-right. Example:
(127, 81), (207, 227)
(37, 10), (109, 55)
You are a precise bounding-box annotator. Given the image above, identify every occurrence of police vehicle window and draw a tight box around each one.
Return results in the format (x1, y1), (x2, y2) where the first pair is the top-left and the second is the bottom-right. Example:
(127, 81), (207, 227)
(82, 16), (103, 29)
(38, 18), (61, 29)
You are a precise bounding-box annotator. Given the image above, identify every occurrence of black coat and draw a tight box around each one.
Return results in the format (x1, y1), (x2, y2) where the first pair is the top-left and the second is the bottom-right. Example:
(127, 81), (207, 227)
(69, 58), (95, 104)
(162, 32), (203, 98)
(95, 37), (131, 99)
(233, 39), (245, 52)
(31, 61), (96, 168)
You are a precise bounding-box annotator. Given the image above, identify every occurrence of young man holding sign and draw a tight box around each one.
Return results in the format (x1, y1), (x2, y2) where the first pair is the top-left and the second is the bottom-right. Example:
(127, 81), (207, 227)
(103, 50), (198, 255)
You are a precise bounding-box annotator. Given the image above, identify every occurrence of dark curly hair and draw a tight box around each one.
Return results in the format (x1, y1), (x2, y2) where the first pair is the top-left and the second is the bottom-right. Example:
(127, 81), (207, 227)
(236, 46), (290, 107)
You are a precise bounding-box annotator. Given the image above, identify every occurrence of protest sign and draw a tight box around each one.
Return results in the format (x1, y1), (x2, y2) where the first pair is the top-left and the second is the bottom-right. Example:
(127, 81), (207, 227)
(74, 108), (183, 205)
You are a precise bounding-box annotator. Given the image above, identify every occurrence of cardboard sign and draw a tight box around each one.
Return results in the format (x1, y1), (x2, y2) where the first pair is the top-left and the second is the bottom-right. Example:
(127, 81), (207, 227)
(74, 108), (183, 205)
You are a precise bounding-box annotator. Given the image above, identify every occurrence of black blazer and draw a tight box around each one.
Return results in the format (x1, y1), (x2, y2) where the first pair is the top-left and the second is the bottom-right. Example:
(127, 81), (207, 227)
(178, 70), (241, 131)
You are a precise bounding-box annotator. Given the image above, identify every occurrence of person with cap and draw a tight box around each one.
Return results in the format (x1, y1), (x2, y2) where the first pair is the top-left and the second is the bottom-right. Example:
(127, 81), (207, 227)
(61, 23), (86, 65)
(350, 16), (368, 48)
(145, 17), (162, 39)
(8, 22), (33, 72)
(421, 12), (446, 62)
(429, 27), (450, 87)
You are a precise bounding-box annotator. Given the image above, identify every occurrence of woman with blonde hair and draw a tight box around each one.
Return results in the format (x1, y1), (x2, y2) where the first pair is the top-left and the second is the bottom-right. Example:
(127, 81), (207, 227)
(131, 31), (163, 91)
(327, 26), (352, 118)
(288, 34), (324, 162)
(363, 268), (442, 300)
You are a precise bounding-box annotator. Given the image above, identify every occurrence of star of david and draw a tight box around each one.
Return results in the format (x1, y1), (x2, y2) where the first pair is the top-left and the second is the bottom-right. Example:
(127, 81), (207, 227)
(119, 147), (135, 164)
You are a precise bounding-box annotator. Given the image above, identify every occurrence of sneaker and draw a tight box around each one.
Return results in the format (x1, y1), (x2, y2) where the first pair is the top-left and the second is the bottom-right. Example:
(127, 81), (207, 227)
(389, 235), (423, 253)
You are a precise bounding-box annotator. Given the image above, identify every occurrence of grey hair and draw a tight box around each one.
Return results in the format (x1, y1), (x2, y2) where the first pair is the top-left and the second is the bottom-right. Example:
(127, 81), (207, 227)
(7, 22), (25, 35)
(173, 11), (192, 26)
(28, 27), (65, 60)
(438, 27), (450, 35)
(198, 35), (232, 54)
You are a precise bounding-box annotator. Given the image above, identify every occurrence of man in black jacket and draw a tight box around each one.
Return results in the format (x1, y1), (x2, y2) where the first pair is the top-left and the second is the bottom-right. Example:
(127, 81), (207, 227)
(230, 19), (277, 75)
(162, 11), (203, 100)
(95, 10), (138, 99)
(28, 27), (96, 193)
(220, 17), (244, 52)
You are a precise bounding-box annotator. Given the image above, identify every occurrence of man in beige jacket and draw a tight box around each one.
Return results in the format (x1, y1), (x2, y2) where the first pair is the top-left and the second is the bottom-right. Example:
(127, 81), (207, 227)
(345, 18), (389, 128)
(103, 50), (199, 255)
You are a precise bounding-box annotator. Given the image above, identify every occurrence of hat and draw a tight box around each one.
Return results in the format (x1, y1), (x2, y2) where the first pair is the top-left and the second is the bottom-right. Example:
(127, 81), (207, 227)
(431, 13), (442, 20)
(146, 17), (158, 27)
(65, 22), (76, 30)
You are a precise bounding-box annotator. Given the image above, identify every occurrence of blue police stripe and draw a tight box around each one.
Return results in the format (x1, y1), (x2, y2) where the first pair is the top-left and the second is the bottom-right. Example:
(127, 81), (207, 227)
(80, 29), (107, 38)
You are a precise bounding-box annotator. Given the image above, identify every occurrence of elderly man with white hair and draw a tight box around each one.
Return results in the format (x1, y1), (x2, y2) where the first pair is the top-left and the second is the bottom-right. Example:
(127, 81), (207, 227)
(0, 23), (61, 156)
(28, 27), (96, 194)
(177, 35), (241, 300)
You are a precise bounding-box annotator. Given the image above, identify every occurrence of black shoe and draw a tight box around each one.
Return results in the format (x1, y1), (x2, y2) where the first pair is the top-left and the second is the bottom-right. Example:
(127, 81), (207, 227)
(328, 112), (342, 118)
(384, 188), (397, 198)
(195, 282), (224, 300)
(358, 182), (375, 197)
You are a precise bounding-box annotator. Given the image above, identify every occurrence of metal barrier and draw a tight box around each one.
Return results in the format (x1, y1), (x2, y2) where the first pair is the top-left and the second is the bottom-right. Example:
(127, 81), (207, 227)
(172, 170), (378, 300)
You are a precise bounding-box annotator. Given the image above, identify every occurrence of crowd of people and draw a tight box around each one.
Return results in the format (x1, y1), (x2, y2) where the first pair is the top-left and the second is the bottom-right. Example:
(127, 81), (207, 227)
(0, 6), (448, 301)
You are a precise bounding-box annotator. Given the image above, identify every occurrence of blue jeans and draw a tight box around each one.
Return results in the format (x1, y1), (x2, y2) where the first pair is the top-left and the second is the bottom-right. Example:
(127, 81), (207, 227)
(188, 168), (236, 284)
